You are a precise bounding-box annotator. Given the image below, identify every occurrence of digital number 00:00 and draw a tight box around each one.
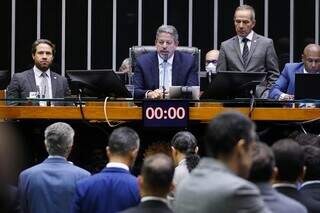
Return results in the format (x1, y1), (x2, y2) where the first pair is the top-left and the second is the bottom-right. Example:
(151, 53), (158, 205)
(145, 107), (186, 120)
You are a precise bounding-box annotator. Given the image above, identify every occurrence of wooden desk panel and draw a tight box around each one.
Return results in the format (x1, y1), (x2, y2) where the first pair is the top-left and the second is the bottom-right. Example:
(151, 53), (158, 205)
(0, 104), (320, 121)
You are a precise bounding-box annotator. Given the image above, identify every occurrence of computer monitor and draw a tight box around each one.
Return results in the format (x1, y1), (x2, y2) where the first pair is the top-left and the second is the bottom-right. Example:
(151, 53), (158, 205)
(66, 69), (132, 98)
(295, 73), (320, 100)
(0, 70), (11, 90)
(201, 71), (267, 99)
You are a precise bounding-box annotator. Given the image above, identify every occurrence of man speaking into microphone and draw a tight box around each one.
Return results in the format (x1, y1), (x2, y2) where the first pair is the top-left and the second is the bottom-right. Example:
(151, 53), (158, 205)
(133, 25), (199, 99)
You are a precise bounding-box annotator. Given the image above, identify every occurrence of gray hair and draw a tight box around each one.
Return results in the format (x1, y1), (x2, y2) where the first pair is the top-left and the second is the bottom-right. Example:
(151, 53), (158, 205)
(234, 4), (256, 21)
(108, 127), (140, 155)
(44, 122), (75, 156)
(156, 25), (179, 43)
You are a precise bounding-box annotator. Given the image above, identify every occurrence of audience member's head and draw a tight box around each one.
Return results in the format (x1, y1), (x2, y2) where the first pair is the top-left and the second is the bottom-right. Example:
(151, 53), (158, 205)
(302, 44), (320, 73)
(31, 39), (55, 71)
(205, 111), (257, 178)
(272, 139), (304, 183)
(119, 58), (132, 73)
(205, 50), (219, 73)
(234, 5), (256, 38)
(139, 154), (174, 198)
(302, 145), (320, 181)
(107, 127), (140, 167)
(249, 142), (275, 183)
(155, 25), (179, 60)
(171, 131), (200, 172)
(44, 122), (74, 158)
(294, 133), (320, 148)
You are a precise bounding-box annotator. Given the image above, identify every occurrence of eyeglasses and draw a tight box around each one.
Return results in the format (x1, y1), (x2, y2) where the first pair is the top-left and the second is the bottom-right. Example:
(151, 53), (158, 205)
(205, 60), (218, 64)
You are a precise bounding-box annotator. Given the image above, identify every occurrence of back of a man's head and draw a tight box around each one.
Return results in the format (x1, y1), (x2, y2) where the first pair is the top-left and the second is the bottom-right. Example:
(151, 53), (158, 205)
(140, 153), (174, 197)
(249, 142), (275, 183)
(108, 127), (140, 156)
(205, 111), (256, 158)
(302, 145), (320, 181)
(44, 122), (74, 157)
(272, 139), (304, 182)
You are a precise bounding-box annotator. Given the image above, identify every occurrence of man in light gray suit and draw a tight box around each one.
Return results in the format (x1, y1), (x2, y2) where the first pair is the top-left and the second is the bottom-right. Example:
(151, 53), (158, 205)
(217, 5), (279, 98)
(249, 142), (307, 213)
(18, 122), (90, 213)
(174, 111), (270, 213)
(6, 39), (70, 105)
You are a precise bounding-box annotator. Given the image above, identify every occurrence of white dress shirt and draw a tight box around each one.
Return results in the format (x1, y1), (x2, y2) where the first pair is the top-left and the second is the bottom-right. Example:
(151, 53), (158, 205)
(33, 66), (53, 98)
(238, 30), (254, 54)
(158, 54), (173, 91)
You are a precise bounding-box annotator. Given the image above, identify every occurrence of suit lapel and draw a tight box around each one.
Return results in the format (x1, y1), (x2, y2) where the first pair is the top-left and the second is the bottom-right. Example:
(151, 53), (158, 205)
(27, 69), (38, 92)
(50, 72), (57, 97)
(232, 37), (244, 66)
(246, 32), (258, 68)
(151, 53), (160, 89)
(172, 52), (180, 85)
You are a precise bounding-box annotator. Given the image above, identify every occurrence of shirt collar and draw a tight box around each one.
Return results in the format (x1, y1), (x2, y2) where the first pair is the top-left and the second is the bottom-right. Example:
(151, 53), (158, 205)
(141, 196), (168, 204)
(238, 30), (254, 42)
(48, 155), (66, 160)
(106, 162), (129, 171)
(300, 180), (320, 188)
(158, 54), (174, 66)
(33, 66), (51, 77)
(178, 159), (186, 166)
(272, 183), (298, 189)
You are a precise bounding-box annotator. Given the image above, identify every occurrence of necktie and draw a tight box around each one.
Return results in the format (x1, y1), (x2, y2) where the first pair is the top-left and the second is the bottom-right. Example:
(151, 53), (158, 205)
(162, 61), (169, 90)
(242, 37), (249, 66)
(40, 72), (49, 98)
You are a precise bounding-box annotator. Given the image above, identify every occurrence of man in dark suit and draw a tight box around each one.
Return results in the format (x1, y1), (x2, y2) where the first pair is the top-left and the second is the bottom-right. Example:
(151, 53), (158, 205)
(119, 153), (174, 213)
(299, 145), (320, 213)
(6, 39), (70, 105)
(174, 111), (269, 213)
(249, 142), (307, 213)
(133, 25), (199, 99)
(271, 139), (305, 205)
(269, 44), (320, 100)
(216, 5), (279, 98)
(18, 122), (90, 213)
(72, 127), (140, 213)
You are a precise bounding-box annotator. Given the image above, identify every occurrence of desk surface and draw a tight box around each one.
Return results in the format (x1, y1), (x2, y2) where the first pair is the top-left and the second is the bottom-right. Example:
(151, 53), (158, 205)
(0, 103), (319, 121)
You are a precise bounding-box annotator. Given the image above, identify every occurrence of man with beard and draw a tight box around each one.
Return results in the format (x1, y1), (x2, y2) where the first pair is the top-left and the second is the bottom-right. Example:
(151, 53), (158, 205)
(6, 39), (70, 105)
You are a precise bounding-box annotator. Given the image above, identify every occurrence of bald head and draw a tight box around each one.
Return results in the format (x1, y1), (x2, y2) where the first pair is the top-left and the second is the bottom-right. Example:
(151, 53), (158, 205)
(205, 50), (220, 65)
(302, 44), (320, 73)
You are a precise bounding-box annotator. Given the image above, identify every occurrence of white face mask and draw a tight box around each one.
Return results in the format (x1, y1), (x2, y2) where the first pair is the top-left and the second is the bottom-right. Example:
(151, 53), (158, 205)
(205, 62), (217, 73)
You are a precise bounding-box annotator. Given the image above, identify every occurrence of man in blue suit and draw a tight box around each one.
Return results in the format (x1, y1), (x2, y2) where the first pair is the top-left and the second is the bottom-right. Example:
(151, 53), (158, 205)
(269, 44), (320, 100)
(133, 25), (199, 99)
(18, 122), (90, 213)
(72, 127), (140, 213)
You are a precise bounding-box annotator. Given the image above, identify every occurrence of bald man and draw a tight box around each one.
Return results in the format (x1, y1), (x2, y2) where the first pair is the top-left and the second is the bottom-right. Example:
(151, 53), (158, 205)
(205, 50), (219, 73)
(269, 44), (320, 100)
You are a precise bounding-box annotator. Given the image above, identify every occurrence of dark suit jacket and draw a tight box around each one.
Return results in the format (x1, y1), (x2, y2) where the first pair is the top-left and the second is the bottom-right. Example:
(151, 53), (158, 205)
(119, 200), (173, 213)
(72, 167), (140, 213)
(274, 185), (305, 205)
(18, 157), (90, 213)
(256, 182), (307, 213)
(6, 69), (70, 105)
(299, 182), (320, 213)
(269, 63), (304, 100)
(217, 32), (279, 98)
(133, 51), (199, 99)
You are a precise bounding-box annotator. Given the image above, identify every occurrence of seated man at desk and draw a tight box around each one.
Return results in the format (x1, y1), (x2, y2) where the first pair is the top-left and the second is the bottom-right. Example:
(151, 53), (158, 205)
(269, 44), (320, 100)
(6, 39), (70, 105)
(133, 25), (199, 99)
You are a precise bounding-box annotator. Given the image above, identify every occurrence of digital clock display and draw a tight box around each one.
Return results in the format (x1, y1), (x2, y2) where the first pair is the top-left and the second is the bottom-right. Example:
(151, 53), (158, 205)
(142, 100), (189, 127)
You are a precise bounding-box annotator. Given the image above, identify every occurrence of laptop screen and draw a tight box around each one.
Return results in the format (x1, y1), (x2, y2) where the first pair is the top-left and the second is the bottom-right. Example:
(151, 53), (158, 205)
(295, 73), (320, 100)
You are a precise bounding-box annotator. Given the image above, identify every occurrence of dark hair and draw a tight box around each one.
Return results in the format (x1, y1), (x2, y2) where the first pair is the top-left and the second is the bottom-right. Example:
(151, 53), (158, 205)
(294, 133), (319, 147)
(108, 127), (140, 155)
(31, 39), (56, 56)
(271, 139), (304, 182)
(141, 153), (174, 195)
(171, 131), (199, 172)
(205, 111), (256, 158)
(249, 142), (275, 182)
(302, 145), (320, 181)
